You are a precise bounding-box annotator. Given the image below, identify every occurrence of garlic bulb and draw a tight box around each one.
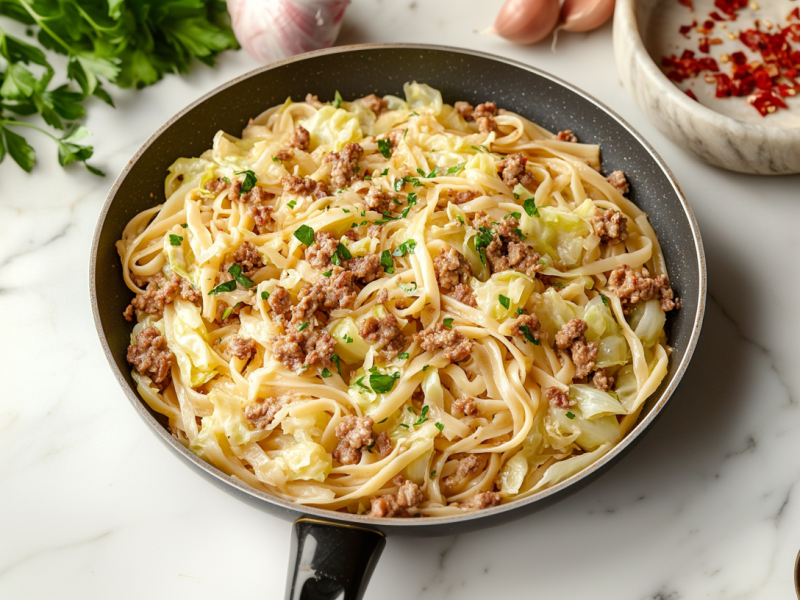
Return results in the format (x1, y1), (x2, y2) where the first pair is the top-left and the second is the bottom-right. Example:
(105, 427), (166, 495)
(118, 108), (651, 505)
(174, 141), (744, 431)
(226, 0), (351, 64)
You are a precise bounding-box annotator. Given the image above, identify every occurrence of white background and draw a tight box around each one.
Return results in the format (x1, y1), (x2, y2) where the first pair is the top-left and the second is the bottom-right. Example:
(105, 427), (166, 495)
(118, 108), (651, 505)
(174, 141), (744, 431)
(2, 1), (799, 598)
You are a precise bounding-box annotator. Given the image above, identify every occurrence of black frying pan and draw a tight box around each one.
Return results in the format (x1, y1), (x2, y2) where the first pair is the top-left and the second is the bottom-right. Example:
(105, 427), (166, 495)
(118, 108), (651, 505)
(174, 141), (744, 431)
(89, 44), (706, 600)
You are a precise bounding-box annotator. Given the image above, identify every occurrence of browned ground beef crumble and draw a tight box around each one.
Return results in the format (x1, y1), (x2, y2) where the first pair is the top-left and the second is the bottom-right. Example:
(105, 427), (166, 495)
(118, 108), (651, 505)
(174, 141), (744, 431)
(450, 283), (477, 307)
(127, 326), (174, 386)
(358, 314), (405, 362)
(126, 272), (199, 320)
(473, 212), (542, 278)
(289, 125), (310, 151)
(453, 395), (478, 416)
(555, 318), (598, 380)
(608, 264), (680, 313)
(361, 93), (387, 115)
(369, 477), (423, 517)
(545, 386), (574, 409)
(415, 324), (472, 362)
(556, 130), (578, 142)
(434, 246), (472, 291)
(227, 335), (257, 361)
(592, 368), (614, 391)
(447, 188), (480, 205)
(592, 209), (628, 245)
(325, 142), (363, 189)
(281, 174), (329, 199)
(497, 153), (536, 188)
(606, 170), (630, 195)
(245, 397), (282, 429)
(332, 416), (374, 465)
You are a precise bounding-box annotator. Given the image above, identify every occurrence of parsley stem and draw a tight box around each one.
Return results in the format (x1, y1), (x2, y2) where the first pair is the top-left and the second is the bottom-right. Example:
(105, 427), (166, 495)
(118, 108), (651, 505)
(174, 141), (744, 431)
(0, 119), (59, 141)
(17, 1), (78, 56)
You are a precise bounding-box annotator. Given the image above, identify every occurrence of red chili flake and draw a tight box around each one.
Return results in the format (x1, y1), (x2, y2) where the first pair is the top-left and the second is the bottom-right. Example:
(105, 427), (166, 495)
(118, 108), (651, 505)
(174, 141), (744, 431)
(685, 89), (699, 101)
(709, 11), (726, 21)
(699, 36), (710, 53)
(749, 90), (789, 115)
(714, 0), (747, 19)
(789, 7), (800, 21)
(730, 51), (748, 65)
(678, 0), (693, 9)
(704, 20), (715, 30)
(679, 20), (698, 37)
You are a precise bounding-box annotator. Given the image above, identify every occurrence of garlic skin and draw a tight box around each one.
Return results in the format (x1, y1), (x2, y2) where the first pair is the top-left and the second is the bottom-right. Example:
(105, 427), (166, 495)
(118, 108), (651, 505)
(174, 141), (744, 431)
(494, 0), (560, 45)
(226, 0), (351, 64)
(559, 0), (616, 32)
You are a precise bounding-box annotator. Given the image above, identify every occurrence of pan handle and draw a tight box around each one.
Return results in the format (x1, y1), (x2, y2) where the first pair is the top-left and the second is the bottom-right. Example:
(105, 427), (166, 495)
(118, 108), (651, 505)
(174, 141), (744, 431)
(286, 518), (386, 600)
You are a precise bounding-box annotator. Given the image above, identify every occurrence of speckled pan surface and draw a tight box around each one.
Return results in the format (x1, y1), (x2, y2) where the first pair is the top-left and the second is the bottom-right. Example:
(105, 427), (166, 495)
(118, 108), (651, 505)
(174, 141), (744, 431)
(90, 43), (706, 536)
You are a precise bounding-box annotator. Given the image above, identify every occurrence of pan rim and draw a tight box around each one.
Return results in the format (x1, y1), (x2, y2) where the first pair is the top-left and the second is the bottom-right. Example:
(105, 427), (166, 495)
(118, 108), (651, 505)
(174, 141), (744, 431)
(89, 42), (707, 529)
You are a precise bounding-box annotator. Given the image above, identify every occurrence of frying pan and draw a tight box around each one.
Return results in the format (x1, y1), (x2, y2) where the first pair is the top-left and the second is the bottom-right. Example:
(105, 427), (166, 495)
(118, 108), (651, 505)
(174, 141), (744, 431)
(90, 44), (706, 600)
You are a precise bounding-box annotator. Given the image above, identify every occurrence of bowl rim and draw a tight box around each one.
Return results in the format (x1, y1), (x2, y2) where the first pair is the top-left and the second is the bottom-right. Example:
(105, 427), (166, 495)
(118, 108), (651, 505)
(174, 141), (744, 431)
(614, 0), (799, 137)
(90, 42), (707, 528)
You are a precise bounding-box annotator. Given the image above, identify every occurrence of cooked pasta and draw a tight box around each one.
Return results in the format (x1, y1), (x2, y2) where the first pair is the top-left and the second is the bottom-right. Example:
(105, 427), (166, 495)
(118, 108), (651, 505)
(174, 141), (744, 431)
(119, 83), (680, 517)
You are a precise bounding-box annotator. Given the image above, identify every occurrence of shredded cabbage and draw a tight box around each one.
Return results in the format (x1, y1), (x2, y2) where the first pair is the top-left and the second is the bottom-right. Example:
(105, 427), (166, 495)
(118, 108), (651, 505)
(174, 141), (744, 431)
(403, 81), (443, 115)
(569, 384), (627, 419)
(165, 300), (225, 387)
(473, 271), (537, 320)
(299, 106), (363, 152)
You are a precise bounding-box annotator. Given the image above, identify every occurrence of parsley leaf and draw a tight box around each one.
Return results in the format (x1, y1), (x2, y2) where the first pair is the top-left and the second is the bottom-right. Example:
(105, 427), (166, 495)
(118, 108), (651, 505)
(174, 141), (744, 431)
(261, 291), (270, 300)
(380, 168), (389, 176)
(293, 224), (315, 246)
(352, 376), (371, 392)
(180, 223), (188, 228)
(435, 422), (444, 432)
(413, 405), (429, 425)
(321, 368), (332, 378)
(336, 243), (352, 261)
(370, 372), (398, 394)
(430, 469), (437, 477)
(380, 250), (394, 274)
(398, 352), (409, 360)
(519, 324), (540, 345)
(287, 200), (296, 209)
(235, 170), (257, 194)
(498, 294), (510, 310)
(332, 354), (342, 375)
(407, 192), (417, 206)
(333, 90), (343, 108)
(422, 365), (429, 371)
(168, 234), (183, 246)
(228, 264), (254, 289)
(447, 163), (465, 174)
(297, 321), (309, 332)
(523, 197), (539, 218)
(516, 307), (524, 315)
(443, 318), (454, 329)
(322, 270), (332, 277)
(377, 138), (391, 159)
(566, 411), (576, 420)
(399, 282), (417, 294)
(392, 239), (417, 257)
(505, 212), (521, 220)
(208, 280), (237, 295)
(601, 294), (609, 307)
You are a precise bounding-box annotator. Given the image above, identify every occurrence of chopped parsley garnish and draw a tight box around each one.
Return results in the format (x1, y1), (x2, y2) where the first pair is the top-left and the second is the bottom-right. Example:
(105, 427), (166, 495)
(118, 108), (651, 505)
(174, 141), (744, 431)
(222, 177), (230, 183)
(377, 138), (392, 159)
(321, 368), (332, 378)
(297, 321), (309, 332)
(221, 303), (239, 320)
(474, 227), (494, 266)
(366, 442), (375, 453)
(394, 178), (404, 193)
(392, 197), (402, 206)
(523, 197), (539, 218)
(272, 156), (281, 163)
(399, 423), (410, 428)
(398, 352), (409, 360)
(322, 270), (332, 277)
(261, 291), (270, 300)
(505, 212), (521, 220)
(551, 281), (564, 288)
(422, 365), (429, 371)
(370, 372), (398, 394)
(512, 228), (527, 240)
(342, 334), (354, 343)
(352, 376), (372, 392)
(457, 215), (464, 225)
(435, 422), (444, 432)
(332, 354), (341, 375)
(413, 405), (429, 425)
(235, 169), (257, 194)
(333, 90), (343, 109)
(516, 307), (524, 315)
(228, 264), (254, 289)
(364, 176), (372, 181)
(337, 243), (352, 261)
(287, 200), (296, 209)
(342, 208), (350, 213)
(180, 223), (189, 228)
(446, 163), (465, 174)
(380, 250), (394, 274)
(399, 282), (417, 294)
(380, 168), (389, 176)
(393, 239), (417, 257)
(293, 224), (315, 246)
(400, 207), (411, 219)
(601, 294), (609, 307)
(443, 318), (454, 329)
(403, 128), (408, 140)
(566, 411), (576, 420)
(353, 165), (360, 173)
(430, 469), (437, 477)
(378, 417), (388, 424)
(407, 192), (417, 206)
(168, 234), (183, 246)
(208, 280), (237, 295)
(519, 324), (540, 345)
(498, 294), (510, 310)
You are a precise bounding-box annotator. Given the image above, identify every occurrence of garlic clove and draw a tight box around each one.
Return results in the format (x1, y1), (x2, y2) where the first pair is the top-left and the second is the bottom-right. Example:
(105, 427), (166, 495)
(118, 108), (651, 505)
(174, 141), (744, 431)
(494, 0), (561, 45)
(559, 0), (616, 32)
(227, 0), (351, 64)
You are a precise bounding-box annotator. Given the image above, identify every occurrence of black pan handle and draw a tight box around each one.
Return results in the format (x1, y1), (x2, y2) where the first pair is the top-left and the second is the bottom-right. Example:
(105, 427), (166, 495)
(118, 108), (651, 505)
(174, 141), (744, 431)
(286, 518), (386, 600)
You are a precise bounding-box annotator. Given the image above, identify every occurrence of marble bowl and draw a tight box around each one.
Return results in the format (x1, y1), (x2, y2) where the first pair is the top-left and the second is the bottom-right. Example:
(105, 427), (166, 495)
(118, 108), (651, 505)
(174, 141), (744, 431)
(613, 0), (800, 174)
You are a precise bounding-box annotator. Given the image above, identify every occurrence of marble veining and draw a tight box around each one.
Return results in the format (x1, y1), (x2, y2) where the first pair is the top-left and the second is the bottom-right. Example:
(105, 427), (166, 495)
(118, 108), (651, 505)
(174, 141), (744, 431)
(2, 0), (800, 598)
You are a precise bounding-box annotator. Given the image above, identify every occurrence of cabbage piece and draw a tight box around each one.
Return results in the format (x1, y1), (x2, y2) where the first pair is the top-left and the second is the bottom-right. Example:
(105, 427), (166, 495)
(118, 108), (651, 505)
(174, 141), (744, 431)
(329, 317), (371, 364)
(575, 415), (620, 451)
(403, 82), (443, 115)
(464, 151), (497, 177)
(131, 315), (164, 344)
(583, 295), (629, 367)
(299, 106), (363, 151)
(446, 202), (468, 225)
(520, 206), (591, 268)
(614, 365), (639, 412)
(530, 443), (613, 492)
(499, 452), (529, 494)
(547, 406), (620, 451)
(545, 408), (580, 450)
(530, 287), (581, 340)
(569, 384), (627, 419)
(343, 101), (377, 135)
(164, 157), (215, 198)
(630, 299), (666, 348)
(383, 95), (409, 111)
(277, 441), (332, 482)
(473, 271), (537, 320)
(163, 227), (197, 285)
(166, 300), (225, 387)
(402, 449), (433, 485)
(208, 389), (270, 446)
(463, 227), (490, 282)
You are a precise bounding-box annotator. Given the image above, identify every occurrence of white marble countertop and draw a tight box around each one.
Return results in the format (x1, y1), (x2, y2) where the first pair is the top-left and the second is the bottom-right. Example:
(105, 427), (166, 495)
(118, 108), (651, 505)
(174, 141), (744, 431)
(2, 1), (800, 598)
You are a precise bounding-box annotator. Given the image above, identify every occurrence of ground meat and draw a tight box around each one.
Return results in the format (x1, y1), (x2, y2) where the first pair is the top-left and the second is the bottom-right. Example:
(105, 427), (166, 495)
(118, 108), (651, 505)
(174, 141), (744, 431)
(268, 285), (292, 317)
(508, 313), (545, 342)
(359, 314), (404, 361)
(275, 148), (294, 162)
(332, 416), (374, 466)
(324, 142), (363, 189)
(228, 335), (257, 361)
(545, 386), (574, 409)
(415, 323), (472, 362)
(447, 188), (480, 205)
(366, 224), (383, 239)
(473, 213), (542, 278)
(374, 431), (392, 458)
(129, 272), (184, 317)
(555, 318), (598, 380)
(607, 170), (630, 195)
(281, 174), (329, 199)
(376, 288), (389, 304)
(343, 229), (359, 242)
(454, 101), (474, 118)
(178, 278), (201, 303)
(361, 93), (386, 115)
(215, 300), (241, 325)
(472, 101), (498, 133)
(496, 153), (536, 188)
(457, 454), (482, 479)
(244, 397), (281, 429)
(232, 241), (263, 274)
(292, 267), (357, 323)
(123, 304), (134, 321)
(270, 329), (336, 372)
(369, 479), (422, 518)
(457, 491), (501, 510)
(453, 395), (478, 416)
(305, 230), (339, 270)
(608, 265), (680, 313)
(227, 180), (271, 204)
(126, 326), (174, 386)
(364, 186), (391, 214)
(289, 125), (310, 151)
(507, 242), (542, 278)
(347, 254), (383, 283)
(450, 283), (477, 307)
(592, 368), (614, 392)
(204, 178), (228, 194)
(305, 93), (323, 108)
(556, 130), (578, 143)
(247, 203), (274, 234)
(592, 209), (628, 245)
(434, 246), (472, 291)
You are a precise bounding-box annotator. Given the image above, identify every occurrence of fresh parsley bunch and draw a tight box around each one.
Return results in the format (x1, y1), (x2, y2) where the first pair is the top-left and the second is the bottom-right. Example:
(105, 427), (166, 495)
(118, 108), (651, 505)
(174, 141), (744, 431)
(0, 0), (238, 175)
